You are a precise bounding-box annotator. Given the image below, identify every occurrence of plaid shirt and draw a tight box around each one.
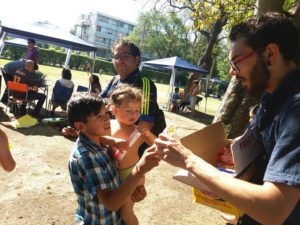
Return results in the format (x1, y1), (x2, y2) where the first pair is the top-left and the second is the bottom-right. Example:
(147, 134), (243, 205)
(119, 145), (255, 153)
(69, 133), (123, 225)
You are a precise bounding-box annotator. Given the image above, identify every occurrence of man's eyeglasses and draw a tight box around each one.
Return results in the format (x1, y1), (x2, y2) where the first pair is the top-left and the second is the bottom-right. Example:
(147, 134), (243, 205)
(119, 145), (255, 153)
(112, 52), (133, 61)
(230, 47), (265, 72)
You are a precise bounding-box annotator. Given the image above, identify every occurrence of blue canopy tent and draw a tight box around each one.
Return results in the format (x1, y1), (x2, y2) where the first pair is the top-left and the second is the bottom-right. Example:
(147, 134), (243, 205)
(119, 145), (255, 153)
(3, 38), (28, 47)
(0, 21), (97, 68)
(140, 56), (208, 110)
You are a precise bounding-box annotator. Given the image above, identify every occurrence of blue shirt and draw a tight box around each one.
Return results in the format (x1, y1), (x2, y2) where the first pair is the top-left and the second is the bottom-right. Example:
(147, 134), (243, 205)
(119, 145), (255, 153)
(69, 133), (124, 225)
(240, 69), (300, 225)
(170, 92), (181, 103)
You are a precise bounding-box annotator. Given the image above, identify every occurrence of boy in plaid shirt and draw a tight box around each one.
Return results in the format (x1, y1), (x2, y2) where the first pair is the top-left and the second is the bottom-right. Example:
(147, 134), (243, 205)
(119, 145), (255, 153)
(68, 93), (160, 225)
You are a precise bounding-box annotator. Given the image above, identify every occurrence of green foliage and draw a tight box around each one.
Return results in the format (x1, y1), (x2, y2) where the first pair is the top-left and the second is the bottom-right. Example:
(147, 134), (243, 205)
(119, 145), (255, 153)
(129, 9), (193, 59)
(283, 0), (298, 11)
(2, 45), (26, 60)
(141, 67), (171, 84)
(171, 0), (256, 32)
(1, 44), (172, 84)
(214, 41), (231, 82)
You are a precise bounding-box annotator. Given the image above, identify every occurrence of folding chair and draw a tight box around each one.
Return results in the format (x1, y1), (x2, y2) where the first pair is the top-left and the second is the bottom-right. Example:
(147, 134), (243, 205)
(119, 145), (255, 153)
(6, 81), (34, 114)
(195, 96), (203, 111)
(76, 85), (89, 92)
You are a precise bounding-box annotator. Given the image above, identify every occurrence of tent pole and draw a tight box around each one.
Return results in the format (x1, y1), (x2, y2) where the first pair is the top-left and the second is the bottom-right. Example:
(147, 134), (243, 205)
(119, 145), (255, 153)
(64, 49), (72, 68)
(205, 59), (216, 113)
(0, 32), (7, 57)
(166, 68), (176, 111)
(92, 52), (96, 72)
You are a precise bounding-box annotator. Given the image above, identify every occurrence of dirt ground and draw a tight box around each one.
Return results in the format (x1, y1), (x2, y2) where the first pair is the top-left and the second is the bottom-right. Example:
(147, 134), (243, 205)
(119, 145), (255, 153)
(0, 106), (228, 225)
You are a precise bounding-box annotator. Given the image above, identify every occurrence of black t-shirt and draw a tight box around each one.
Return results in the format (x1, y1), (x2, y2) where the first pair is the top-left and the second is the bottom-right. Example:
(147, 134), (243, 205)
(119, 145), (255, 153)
(101, 69), (166, 135)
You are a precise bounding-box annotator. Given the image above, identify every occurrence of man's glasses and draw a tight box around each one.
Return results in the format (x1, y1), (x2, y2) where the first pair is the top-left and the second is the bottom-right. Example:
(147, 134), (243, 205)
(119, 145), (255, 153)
(112, 52), (133, 61)
(230, 47), (265, 72)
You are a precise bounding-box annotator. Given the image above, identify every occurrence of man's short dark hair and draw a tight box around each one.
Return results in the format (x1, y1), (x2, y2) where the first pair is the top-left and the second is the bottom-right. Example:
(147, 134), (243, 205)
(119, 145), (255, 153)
(112, 39), (141, 58)
(67, 93), (104, 127)
(175, 87), (180, 92)
(229, 12), (299, 61)
(28, 39), (36, 45)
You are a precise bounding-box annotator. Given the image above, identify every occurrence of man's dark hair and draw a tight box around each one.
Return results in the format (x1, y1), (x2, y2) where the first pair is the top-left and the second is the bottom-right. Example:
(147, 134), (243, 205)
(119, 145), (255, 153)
(175, 87), (180, 92)
(67, 93), (104, 127)
(112, 39), (141, 58)
(28, 39), (36, 45)
(229, 12), (299, 61)
(62, 68), (72, 80)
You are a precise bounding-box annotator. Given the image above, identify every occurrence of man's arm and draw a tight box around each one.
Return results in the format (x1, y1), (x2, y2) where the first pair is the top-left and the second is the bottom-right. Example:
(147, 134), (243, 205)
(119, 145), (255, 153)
(155, 135), (300, 225)
(188, 156), (299, 224)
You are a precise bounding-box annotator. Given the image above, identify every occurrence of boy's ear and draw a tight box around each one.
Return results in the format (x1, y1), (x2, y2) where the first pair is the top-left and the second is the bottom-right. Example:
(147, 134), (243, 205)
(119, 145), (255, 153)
(74, 121), (84, 131)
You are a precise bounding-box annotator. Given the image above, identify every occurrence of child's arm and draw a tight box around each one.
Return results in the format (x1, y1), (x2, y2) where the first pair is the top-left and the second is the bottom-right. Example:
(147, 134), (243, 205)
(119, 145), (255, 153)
(99, 136), (129, 154)
(0, 129), (16, 172)
(140, 129), (156, 146)
(96, 145), (160, 211)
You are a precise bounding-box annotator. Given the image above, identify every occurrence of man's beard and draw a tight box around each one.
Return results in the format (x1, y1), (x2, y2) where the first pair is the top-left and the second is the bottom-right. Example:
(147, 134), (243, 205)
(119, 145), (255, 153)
(247, 58), (270, 95)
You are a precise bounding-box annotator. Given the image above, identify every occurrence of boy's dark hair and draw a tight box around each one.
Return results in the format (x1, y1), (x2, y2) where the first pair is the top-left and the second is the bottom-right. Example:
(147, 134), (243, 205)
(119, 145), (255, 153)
(67, 93), (104, 127)
(62, 68), (72, 80)
(229, 12), (299, 61)
(112, 39), (141, 61)
(109, 84), (142, 106)
(175, 87), (179, 92)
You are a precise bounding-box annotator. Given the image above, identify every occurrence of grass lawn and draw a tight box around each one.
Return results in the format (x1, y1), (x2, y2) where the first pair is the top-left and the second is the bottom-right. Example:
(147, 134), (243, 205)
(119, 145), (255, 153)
(0, 59), (221, 117)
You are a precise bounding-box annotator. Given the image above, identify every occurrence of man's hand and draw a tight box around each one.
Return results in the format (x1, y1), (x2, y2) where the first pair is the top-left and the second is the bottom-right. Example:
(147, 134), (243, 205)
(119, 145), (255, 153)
(155, 134), (192, 169)
(131, 185), (147, 202)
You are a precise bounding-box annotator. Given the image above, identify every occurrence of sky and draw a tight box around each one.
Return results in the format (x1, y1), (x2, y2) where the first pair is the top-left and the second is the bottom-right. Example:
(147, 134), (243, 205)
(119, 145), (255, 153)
(0, 0), (149, 31)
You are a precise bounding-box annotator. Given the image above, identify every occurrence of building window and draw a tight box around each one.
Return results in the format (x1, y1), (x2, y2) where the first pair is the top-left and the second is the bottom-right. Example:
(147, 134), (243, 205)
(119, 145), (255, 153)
(128, 24), (134, 31)
(98, 15), (108, 23)
(106, 28), (117, 36)
(96, 36), (106, 43)
(96, 25), (101, 31)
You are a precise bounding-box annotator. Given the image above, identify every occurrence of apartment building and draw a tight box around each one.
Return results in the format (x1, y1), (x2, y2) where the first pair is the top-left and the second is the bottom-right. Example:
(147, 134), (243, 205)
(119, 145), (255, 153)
(75, 11), (135, 58)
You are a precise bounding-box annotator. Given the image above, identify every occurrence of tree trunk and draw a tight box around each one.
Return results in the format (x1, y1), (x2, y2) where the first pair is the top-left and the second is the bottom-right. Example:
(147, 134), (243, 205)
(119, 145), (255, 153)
(198, 18), (225, 70)
(213, 77), (260, 138)
(213, 0), (300, 138)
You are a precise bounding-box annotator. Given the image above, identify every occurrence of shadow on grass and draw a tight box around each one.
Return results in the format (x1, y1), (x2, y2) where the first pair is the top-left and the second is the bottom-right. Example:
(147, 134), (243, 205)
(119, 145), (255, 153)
(0, 107), (70, 137)
(171, 110), (214, 125)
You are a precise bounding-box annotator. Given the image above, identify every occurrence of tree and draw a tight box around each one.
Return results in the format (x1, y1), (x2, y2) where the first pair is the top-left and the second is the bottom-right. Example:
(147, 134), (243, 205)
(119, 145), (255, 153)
(166, 0), (256, 70)
(128, 10), (195, 59)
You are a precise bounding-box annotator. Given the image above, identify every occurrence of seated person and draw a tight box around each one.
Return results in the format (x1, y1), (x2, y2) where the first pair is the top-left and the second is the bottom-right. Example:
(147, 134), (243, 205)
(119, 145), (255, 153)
(50, 68), (74, 116)
(13, 60), (46, 117)
(170, 87), (182, 112)
(1, 60), (25, 104)
(89, 74), (102, 94)
(179, 94), (191, 112)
